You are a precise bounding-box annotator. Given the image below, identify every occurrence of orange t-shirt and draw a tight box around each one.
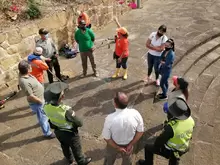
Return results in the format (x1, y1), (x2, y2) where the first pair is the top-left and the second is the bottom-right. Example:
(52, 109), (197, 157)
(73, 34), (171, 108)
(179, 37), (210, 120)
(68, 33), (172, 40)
(78, 12), (91, 26)
(115, 37), (129, 58)
(30, 60), (49, 83)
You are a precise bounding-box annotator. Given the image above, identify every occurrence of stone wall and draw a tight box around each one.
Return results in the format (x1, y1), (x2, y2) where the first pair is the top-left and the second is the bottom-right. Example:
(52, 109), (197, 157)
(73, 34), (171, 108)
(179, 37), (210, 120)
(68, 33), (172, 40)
(0, 0), (130, 90)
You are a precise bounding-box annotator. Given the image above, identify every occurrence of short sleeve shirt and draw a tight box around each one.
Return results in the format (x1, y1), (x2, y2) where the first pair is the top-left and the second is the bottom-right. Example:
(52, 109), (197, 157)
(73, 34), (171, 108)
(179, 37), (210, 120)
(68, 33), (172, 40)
(19, 75), (44, 104)
(115, 37), (129, 57)
(148, 32), (168, 56)
(102, 108), (144, 145)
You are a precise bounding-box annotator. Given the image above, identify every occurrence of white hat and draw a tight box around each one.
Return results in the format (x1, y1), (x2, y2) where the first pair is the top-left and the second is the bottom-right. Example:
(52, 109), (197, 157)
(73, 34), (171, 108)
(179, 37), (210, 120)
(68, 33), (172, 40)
(34, 47), (43, 55)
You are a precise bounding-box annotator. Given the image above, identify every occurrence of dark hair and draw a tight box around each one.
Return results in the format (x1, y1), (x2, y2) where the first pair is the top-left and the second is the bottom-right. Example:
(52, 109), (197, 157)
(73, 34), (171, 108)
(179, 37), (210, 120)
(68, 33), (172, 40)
(177, 78), (189, 101)
(167, 38), (175, 51)
(114, 92), (128, 109)
(18, 60), (30, 75)
(39, 28), (49, 35)
(158, 25), (167, 33)
(122, 33), (129, 38)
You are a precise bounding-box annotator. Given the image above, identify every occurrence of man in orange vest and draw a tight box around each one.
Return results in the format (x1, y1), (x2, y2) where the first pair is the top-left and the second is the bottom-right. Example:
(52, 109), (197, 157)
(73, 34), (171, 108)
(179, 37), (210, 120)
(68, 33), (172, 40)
(77, 11), (91, 29)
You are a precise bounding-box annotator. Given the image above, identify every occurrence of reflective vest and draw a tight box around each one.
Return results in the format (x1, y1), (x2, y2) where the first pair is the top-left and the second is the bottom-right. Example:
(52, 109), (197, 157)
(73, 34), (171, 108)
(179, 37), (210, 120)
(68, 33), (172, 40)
(165, 116), (195, 152)
(44, 104), (73, 131)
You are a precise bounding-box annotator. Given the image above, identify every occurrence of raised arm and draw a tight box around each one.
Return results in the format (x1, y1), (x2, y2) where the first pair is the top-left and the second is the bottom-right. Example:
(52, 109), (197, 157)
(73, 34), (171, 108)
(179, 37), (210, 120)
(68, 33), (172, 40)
(113, 16), (121, 28)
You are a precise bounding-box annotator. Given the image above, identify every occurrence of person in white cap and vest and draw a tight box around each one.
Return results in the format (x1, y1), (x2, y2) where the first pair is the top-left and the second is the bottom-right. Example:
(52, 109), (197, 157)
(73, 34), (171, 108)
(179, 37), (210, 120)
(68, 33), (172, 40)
(138, 98), (195, 165)
(27, 47), (50, 84)
(43, 82), (92, 165)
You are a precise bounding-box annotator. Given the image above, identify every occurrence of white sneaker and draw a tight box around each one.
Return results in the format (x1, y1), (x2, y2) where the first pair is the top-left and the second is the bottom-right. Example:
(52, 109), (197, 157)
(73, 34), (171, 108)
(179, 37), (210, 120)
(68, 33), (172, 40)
(143, 76), (152, 83)
(156, 79), (160, 86)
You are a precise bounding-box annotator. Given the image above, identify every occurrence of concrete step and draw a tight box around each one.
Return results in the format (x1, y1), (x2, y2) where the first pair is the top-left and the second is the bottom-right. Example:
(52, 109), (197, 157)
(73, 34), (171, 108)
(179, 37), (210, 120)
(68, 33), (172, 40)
(173, 36), (220, 77)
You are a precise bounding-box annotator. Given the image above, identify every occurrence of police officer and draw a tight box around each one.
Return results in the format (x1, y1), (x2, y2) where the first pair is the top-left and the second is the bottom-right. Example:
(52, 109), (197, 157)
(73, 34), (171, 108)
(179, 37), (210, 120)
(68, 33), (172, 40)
(43, 82), (92, 165)
(138, 98), (195, 165)
(36, 28), (62, 83)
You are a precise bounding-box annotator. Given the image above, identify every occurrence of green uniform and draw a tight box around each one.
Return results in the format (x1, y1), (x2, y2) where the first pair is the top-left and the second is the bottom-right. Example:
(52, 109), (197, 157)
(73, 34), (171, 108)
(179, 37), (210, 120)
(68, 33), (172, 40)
(44, 103), (87, 165)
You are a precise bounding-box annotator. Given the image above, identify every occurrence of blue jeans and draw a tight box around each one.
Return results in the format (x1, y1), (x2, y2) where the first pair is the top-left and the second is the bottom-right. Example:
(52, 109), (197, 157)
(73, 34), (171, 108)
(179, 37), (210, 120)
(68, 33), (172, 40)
(147, 53), (160, 79)
(29, 103), (52, 136)
(160, 69), (171, 96)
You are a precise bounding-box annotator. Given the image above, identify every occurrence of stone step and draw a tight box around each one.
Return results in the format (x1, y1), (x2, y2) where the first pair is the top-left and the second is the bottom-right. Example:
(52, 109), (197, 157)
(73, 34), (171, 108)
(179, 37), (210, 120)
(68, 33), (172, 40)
(173, 36), (220, 77)
(184, 47), (220, 83)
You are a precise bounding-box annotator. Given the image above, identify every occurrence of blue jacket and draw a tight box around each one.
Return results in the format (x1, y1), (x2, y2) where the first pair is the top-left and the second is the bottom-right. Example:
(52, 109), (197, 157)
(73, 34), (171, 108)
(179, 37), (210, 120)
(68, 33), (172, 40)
(160, 50), (175, 72)
(27, 53), (41, 63)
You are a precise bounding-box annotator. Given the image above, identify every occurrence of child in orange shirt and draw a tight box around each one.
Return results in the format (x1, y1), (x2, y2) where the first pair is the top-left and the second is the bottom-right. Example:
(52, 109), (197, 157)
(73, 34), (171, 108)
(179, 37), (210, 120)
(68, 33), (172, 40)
(27, 47), (50, 83)
(112, 17), (129, 80)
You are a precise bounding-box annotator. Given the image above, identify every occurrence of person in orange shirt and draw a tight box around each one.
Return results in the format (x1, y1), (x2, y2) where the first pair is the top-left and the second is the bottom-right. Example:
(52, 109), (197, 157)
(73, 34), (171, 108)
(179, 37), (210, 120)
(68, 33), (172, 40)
(27, 47), (50, 84)
(112, 17), (129, 80)
(77, 11), (91, 28)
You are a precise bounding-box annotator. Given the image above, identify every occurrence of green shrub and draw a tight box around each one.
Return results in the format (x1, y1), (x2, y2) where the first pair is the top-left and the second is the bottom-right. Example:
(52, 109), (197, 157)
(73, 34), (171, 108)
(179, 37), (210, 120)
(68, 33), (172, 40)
(26, 0), (41, 19)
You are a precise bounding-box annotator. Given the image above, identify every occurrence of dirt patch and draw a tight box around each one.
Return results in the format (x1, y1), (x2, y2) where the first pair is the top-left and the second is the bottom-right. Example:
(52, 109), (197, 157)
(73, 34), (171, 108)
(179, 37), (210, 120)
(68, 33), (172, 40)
(0, 0), (74, 32)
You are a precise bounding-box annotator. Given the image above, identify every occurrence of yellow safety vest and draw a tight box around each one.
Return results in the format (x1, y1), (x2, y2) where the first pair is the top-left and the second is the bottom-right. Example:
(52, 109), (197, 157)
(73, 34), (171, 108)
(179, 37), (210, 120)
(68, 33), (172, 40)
(165, 116), (195, 152)
(44, 104), (73, 131)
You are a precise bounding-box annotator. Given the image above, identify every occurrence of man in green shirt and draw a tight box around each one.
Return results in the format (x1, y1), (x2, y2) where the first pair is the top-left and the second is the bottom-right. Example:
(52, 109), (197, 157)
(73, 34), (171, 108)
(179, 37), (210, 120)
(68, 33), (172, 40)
(74, 20), (98, 77)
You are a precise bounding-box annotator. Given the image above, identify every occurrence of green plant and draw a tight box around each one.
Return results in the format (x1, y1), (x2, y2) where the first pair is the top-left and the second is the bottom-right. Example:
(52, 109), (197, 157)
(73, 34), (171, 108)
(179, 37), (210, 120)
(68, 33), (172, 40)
(26, 0), (41, 19)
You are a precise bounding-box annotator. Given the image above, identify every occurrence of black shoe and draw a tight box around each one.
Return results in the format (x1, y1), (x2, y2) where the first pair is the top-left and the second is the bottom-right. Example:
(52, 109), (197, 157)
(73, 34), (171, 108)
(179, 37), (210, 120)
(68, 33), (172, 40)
(93, 72), (99, 77)
(138, 159), (146, 165)
(158, 95), (168, 100)
(83, 157), (92, 164)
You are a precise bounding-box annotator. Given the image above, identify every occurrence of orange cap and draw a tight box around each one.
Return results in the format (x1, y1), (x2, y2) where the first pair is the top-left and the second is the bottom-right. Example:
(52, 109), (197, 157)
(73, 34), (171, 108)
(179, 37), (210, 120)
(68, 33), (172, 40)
(172, 76), (178, 86)
(116, 27), (128, 35)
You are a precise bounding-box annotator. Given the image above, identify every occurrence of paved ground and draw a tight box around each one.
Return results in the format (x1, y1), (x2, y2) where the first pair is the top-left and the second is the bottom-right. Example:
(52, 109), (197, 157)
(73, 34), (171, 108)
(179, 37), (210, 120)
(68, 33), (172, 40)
(1, 0), (220, 164)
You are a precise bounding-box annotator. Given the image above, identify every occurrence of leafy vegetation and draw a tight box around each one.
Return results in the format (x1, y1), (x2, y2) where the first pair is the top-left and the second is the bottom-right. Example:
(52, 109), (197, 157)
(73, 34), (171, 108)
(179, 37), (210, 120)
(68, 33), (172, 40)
(25, 0), (41, 19)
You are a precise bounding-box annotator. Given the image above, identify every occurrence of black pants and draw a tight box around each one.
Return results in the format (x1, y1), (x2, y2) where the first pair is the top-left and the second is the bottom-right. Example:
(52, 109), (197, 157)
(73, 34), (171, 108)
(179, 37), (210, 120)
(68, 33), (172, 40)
(54, 130), (86, 165)
(114, 53), (128, 69)
(46, 57), (61, 83)
(143, 143), (184, 165)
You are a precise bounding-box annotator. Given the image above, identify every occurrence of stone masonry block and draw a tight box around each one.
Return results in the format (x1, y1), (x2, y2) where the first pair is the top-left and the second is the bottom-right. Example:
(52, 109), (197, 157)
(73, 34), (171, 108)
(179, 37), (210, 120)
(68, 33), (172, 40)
(0, 33), (6, 44)
(0, 55), (20, 70)
(0, 47), (8, 57)
(56, 11), (67, 27)
(19, 24), (39, 38)
(7, 45), (19, 55)
(7, 29), (22, 45)
(1, 41), (10, 49)
(18, 36), (36, 58)
(37, 13), (65, 31)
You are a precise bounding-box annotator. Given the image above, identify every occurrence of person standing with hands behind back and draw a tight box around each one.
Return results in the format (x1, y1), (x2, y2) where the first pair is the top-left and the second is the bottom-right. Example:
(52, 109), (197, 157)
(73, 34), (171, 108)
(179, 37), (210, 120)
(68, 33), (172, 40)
(144, 25), (168, 86)
(112, 17), (129, 80)
(102, 92), (144, 165)
(75, 20), (98, 77)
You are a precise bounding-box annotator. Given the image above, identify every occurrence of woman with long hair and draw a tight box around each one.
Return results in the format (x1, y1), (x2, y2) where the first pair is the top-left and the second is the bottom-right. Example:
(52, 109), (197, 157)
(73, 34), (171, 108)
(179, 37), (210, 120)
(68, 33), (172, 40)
(157, 39), (175, 100)
(163, 76), (189, 113)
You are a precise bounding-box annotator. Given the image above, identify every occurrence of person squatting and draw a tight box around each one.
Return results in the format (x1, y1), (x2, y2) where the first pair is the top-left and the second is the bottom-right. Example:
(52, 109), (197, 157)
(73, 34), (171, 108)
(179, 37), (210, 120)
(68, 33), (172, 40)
(17, 11), (195, 165)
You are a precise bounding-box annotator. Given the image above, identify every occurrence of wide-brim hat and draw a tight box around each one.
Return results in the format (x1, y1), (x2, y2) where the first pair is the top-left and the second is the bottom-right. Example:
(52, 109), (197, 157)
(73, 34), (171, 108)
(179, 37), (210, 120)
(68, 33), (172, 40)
(168, 98), (191, 120)
(44, 82), (69, 103)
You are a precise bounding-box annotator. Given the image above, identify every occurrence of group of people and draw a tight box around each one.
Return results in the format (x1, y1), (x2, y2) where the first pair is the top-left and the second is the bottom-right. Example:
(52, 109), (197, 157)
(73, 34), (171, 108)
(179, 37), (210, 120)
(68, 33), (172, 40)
(16, 8), (195, 165)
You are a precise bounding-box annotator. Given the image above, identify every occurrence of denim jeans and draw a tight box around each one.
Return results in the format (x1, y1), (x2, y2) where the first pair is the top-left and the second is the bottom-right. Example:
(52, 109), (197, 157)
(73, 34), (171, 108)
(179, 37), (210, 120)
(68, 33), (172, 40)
(29, 103), (52, 136)
(147, 53), (161, 79)
(160, 69), (171, 96)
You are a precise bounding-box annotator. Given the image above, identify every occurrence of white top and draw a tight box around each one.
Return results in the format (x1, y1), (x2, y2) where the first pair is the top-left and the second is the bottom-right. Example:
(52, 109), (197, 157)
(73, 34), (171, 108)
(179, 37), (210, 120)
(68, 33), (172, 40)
(148, 32), (168, 56)
(102, 108), (144, 145)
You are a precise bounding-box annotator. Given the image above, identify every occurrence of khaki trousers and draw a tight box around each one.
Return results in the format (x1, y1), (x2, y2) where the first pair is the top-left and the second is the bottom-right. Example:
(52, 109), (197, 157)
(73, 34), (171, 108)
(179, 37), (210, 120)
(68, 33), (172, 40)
(80, 51), (96, 75)
(103, 144), (132, 165)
